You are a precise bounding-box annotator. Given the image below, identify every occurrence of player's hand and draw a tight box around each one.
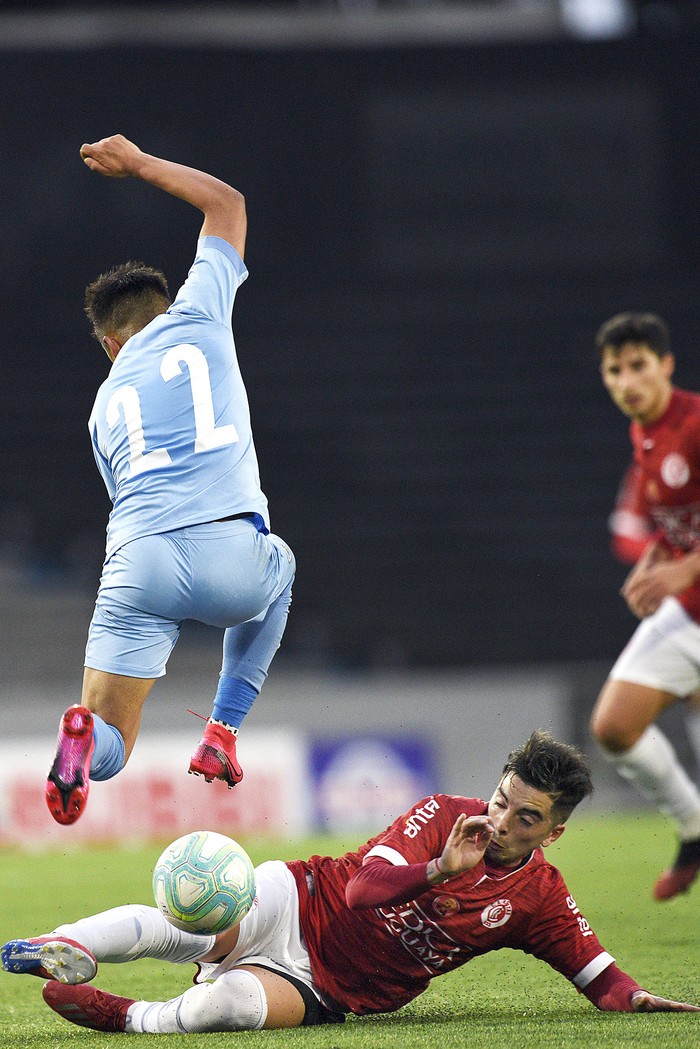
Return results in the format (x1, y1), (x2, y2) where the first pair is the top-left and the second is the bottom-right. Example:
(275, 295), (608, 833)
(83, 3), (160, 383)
(631, 990), (700, 1012)
(437, 814), (495, 877)
(621, 567), (665, 617)
(622, 559), (697, 618)
(80, 134), (145, 179)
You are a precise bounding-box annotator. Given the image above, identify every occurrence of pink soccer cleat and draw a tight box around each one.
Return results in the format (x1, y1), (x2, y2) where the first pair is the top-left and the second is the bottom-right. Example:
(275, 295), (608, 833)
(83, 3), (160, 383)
(188, 720), (243, 788)
(45, 706), (95, 825)
(42, 980), (133, 1032)
(653, 837), (700, 901)
(2, 936), (97, 984)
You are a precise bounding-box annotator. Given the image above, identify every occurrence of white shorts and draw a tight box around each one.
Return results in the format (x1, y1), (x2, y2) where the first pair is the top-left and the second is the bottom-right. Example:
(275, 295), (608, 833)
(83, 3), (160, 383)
(610, 597), (700, 696)
(196, 861), (327, 1007)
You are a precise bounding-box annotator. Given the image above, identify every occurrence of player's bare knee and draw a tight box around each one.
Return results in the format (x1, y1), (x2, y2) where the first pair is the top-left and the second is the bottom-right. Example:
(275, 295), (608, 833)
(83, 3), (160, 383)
(590, 709), (628, 752)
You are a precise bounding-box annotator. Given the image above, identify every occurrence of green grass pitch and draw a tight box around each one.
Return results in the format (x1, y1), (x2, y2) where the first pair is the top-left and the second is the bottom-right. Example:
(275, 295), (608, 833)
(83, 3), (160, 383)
(1, 812), (697, 1048)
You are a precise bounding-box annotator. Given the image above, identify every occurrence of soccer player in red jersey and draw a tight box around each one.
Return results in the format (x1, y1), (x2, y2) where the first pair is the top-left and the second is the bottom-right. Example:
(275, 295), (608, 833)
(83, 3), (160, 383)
(2, 732), (697, 1032)
(591, 312), (700, 901)
(608, 460), (700, 845)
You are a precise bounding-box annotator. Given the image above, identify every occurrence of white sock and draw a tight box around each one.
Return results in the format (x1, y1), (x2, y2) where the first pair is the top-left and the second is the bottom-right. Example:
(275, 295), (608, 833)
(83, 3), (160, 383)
(211, 718), (238, 735)
(52, 905), (215, 965)
(127, 968), (267, 1033)
(605, 726), (700, 840)
(684, 705), (700, 769)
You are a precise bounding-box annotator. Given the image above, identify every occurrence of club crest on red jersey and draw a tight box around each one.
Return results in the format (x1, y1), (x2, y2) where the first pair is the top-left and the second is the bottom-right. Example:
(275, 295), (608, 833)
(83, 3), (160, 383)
(661, 453), (690, 489)
(481, 898), (512, 929)
(432, 895), (460, 918)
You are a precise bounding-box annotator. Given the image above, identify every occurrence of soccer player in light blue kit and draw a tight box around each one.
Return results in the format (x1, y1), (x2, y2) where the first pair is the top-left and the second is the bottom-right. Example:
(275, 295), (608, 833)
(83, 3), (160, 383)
(46, 134), (296, 825)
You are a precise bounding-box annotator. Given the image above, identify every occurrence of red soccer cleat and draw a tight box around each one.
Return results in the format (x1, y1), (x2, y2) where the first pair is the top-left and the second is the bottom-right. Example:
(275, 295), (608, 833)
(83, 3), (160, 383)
(42, 980), (134, 1032)
(653, 837), (700, 901)
(45, 706), (95, 825)
(188, 720), (243, 788)
(1, 936), (97, 984)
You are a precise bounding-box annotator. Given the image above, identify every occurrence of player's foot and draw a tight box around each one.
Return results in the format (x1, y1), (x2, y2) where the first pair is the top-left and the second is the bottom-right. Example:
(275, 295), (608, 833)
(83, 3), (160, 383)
(653, 836), (700, 901)
(45, 705), (95, 825)
(1, 936), (97, 984)
(188, 720), (243, 788)
(42, 980), (133, 1032)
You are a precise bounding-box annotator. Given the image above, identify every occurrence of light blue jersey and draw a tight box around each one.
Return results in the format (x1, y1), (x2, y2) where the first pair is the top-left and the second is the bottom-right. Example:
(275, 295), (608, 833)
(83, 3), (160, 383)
(89, 236), (269, 560)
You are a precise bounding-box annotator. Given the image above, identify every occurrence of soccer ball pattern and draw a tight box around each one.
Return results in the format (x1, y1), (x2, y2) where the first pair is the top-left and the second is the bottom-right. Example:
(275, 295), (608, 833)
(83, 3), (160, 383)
(152, 830), (256, 933)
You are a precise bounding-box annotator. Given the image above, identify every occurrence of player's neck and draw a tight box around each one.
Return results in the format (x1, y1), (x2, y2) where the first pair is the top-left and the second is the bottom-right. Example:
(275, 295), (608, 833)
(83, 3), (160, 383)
(639, 385), (674, 427)
(484, 853), (531, 877)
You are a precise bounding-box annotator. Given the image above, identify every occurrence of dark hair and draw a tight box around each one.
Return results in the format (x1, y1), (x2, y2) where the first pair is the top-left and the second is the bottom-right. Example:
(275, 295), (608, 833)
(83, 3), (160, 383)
(594, 312), (671, 359)
(84, 261), (171, 344)
(502, 730), (593, 822)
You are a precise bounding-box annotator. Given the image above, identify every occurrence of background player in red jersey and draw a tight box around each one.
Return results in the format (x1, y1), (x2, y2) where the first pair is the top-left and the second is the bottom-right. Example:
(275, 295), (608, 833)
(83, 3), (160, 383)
(2, 731), (697, 1032)
(608, 461), (700, 839)
(591, 312), (700, 901)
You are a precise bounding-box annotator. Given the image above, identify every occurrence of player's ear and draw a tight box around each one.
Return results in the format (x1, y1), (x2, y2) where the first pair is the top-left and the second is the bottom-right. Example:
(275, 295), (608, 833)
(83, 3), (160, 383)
(540, 823), (566, 849)
(662, 352), (675, 380)
(102, 334), (122, 362)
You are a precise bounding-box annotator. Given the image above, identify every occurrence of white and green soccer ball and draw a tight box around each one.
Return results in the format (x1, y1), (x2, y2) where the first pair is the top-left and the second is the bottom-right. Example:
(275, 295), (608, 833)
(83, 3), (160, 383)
(152, 830), (256, 934)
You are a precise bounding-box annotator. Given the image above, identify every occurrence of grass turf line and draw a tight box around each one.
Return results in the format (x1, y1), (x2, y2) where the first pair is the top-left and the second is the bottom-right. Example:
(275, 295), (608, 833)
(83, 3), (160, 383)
(0, 812), (697, 1048)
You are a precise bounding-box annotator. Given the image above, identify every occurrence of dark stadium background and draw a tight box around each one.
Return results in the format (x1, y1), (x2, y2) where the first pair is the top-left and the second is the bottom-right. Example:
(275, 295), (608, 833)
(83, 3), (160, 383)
(2, 1), (700, 676)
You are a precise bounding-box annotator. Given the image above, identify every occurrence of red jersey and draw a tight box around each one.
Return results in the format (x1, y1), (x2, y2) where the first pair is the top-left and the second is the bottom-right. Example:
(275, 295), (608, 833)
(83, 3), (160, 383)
(287, 794), (614, 1015)
(625, 387), (700, 621)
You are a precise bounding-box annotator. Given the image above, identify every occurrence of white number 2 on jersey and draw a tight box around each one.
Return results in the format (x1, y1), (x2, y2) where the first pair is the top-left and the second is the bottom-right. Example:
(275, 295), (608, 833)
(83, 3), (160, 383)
(105, 344), (240, 476)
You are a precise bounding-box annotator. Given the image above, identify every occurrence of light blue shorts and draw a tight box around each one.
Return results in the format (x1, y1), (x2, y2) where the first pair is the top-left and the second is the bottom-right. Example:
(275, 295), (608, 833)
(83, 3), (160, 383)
(85, 519), (295, 679)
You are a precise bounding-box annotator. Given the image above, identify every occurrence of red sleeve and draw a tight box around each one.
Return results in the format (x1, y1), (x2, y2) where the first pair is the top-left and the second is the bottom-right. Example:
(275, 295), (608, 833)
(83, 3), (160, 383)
(345, 857), (431, 909)
(611, 532), (650, 564)
(581, 963), (642, 1011)
(609, 462), (653, 564)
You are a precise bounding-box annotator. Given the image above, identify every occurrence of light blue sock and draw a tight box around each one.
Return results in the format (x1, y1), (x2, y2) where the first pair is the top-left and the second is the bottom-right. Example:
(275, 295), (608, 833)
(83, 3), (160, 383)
(211, 676), (258, 731)
(89, 715), (126, 782)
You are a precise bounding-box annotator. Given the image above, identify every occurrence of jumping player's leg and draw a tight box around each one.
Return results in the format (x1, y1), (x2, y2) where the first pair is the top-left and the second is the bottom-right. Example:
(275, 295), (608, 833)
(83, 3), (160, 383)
(47, 535), (183, 824)
(189, 530), (295, 786)
(188, 579), (293, 784)
(216, 578), (295, 726)
(46, 523), (295, 818)
(189, 580), (293, 786)
(45, 673), (157, 826)
(81, 669), (156, 769)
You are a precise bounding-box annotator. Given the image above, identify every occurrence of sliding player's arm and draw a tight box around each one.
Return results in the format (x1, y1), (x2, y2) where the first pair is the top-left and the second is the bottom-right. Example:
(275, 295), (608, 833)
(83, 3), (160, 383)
(346, 813), (494, 909)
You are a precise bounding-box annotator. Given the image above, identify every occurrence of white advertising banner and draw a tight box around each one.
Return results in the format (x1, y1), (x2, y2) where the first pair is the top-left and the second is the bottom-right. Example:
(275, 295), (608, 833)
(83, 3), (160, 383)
(0, 729), (312, 846)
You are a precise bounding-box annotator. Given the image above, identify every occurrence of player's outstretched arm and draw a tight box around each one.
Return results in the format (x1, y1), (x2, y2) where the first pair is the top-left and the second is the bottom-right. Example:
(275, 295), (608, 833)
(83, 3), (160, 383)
(631, 990), (700, 1012)
(79, 134), (246, 259)
(584, 962), (698, 1012)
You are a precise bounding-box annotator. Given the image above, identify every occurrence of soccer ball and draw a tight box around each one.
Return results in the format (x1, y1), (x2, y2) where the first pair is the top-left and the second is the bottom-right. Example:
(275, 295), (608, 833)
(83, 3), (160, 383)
(152, 830), (255, 934)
